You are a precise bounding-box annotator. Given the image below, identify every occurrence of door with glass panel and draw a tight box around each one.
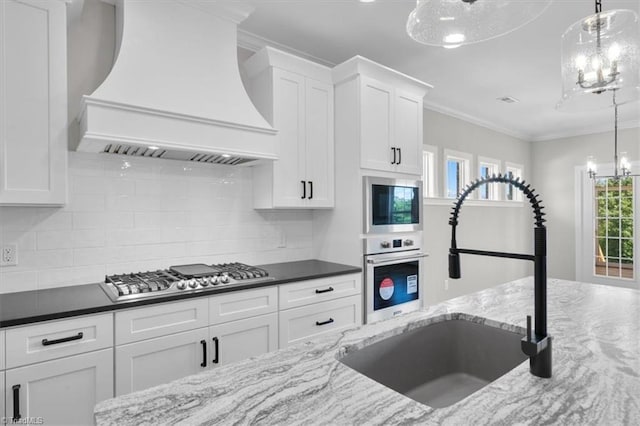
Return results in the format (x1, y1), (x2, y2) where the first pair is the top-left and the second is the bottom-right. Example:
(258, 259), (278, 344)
(579, 172), (638, 288)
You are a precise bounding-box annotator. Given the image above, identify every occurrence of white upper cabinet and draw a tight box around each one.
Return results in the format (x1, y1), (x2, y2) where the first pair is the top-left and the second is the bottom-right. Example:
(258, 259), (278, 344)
(334, 56), (431, 176)
(0, 0), (67, 205)
(245, 47), (334, 209)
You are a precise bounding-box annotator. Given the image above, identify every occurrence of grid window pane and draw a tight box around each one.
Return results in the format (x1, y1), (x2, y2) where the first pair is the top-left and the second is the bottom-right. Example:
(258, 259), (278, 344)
(594, 177), (634, 280)
(447, 160), (462, 198)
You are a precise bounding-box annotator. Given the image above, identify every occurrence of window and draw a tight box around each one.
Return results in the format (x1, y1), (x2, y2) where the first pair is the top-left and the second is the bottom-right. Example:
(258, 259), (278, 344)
(422, 145), (438, 198)
(594, 177), (634, 279)
(444, 150), (472, 199)
(478, 157), (500, 200)
(505, 162), (524, 202)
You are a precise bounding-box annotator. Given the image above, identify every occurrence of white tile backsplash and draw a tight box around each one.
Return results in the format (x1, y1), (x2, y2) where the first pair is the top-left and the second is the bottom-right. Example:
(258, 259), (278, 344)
(0, 152), (313, 293)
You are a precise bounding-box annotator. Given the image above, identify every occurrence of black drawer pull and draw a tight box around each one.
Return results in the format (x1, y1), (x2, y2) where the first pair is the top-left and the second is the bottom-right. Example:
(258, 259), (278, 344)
(308, 181), (313, 200)
(13, 384), (21, 421)
(212, 337), (219, 364)
(301, 180), (306, 199)
(200, 340), (207, 368)
(315, 287), (334, 294)
(391, 147), (396, 164)
(316, 318), (334, 326)
(397, 148), (401, 165)
(42, 332), (84, 346)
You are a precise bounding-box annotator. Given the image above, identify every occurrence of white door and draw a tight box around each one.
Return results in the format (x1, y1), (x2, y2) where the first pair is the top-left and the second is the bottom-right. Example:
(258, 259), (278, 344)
(577, 166), (639, 289)
(394, 90), (423, 175)
(115, 328), (209, 396)
(272, 68), (306, 207)
(305, 78), (334, 208)
(360, 77), (394, 172)
(4, 349), (113, 426)
(209, 313), (278, 367)
(0, 0), (67, 205)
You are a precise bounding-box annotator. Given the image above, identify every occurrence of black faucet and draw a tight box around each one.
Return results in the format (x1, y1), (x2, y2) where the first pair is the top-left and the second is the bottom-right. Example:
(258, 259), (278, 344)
(448, 174), (552, 378)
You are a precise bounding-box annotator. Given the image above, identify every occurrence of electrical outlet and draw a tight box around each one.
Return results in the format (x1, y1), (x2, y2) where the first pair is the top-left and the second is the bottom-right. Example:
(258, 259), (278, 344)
(1, 244), (18, 266)
(444, 279), (449, 291)
(277, 230), (286, 248)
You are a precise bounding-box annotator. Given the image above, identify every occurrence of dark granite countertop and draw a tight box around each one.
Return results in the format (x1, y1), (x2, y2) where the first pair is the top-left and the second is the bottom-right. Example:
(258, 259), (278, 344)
(0, 260), (361, 328)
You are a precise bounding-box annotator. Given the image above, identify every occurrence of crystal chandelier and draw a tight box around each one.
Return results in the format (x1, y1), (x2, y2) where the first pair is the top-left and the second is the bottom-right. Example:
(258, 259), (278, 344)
(406, 0), (552, 49)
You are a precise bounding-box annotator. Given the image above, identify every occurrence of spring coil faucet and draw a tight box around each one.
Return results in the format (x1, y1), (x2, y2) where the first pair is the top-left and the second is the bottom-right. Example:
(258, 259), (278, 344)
(448, 174), (552, 378)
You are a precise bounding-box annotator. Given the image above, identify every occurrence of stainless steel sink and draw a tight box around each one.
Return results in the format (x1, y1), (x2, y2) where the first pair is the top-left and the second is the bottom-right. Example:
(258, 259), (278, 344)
(339, 317), (528, 408)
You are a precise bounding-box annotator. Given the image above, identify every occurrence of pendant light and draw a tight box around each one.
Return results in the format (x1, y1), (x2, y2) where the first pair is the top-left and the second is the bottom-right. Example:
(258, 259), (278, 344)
(406, 0), (552, 49)
(558, 0), (639, 111)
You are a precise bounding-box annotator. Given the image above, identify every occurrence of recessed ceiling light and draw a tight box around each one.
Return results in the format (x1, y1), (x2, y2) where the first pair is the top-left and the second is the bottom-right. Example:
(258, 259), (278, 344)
(443, 44), (461, 49)
(497, 96), (520, 104)
(148, 145), (159, 150)
(359, 0), (376, 3)
(221, 154), (231, 158)
(439, 17), (455, 21)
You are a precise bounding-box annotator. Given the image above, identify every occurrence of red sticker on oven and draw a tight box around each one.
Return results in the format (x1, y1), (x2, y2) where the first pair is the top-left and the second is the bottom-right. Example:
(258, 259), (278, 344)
(379, 277), (394, 300)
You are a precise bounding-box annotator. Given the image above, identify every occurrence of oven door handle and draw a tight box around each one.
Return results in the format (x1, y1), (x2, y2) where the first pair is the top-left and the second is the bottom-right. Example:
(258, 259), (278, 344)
(366, 253), (429, 264)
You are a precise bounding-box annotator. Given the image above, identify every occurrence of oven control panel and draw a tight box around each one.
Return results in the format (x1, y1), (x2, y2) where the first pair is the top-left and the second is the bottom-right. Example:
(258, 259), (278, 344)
(364, 233), (422, 255)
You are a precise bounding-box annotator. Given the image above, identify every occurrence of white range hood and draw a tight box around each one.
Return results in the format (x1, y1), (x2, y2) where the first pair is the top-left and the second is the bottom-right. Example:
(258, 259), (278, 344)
(78, 0), (277, 165)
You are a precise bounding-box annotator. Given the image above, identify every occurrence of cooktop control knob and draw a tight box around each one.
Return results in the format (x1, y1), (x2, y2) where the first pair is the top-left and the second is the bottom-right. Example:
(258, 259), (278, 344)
(200, 277), (210, 286)
(221, 273), (230, 284)
(177, 280), (187, 290)
(404, 239), (414, 246)
(188, 279), (198, 289)
(380, 241), (391, 249)
(212, 276), (220, 285)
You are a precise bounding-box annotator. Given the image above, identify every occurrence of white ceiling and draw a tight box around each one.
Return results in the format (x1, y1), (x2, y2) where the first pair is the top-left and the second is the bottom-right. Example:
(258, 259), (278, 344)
(238, 0), (640, 141)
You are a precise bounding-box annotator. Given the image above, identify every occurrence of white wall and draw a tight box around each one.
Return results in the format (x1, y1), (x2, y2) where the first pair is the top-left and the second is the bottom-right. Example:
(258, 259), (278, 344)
(531, 127), (640, 280)
(422, 109), (534, 305)
(0, 153), (313, 293)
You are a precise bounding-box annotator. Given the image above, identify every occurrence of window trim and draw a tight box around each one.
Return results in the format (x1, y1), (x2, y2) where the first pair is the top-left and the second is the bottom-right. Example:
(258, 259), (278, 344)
(422, 144), (438, 198)
(443, 149), (472, 200)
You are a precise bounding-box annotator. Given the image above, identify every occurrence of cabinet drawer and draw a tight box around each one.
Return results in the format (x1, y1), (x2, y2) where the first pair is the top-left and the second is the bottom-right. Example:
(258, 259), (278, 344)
(209, 286), (278, 325)
(5, 314), (113, 368)
(116, 298), (208, 345)
(279, 295), (362, 348)
(279, 274), (361, 310)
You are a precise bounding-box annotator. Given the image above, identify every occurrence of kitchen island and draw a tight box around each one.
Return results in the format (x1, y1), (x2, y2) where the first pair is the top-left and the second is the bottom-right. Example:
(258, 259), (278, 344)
(94, 277), (640, 425)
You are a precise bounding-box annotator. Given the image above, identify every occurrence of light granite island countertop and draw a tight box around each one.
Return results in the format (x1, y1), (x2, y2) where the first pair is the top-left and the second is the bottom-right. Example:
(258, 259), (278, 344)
(95, 277), (640, 425)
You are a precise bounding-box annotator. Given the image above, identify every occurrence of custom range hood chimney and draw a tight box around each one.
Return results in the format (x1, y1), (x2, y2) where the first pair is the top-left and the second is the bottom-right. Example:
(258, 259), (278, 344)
(77, 0), (277, 165)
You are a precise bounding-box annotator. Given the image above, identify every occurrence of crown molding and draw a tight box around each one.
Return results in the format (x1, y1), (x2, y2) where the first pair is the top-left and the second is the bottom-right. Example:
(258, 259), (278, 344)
(422, 100), (532, 141)
(237, 29), (336, 68)
(530, 119), (640, 142)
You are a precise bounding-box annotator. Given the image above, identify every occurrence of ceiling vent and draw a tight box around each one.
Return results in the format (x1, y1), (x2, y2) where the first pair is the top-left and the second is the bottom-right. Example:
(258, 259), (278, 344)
(497, 96), (520, 104)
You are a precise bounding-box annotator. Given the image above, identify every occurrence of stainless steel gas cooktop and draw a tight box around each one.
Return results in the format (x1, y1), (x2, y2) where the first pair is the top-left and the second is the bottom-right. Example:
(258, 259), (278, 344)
(100, 262), (274, 302)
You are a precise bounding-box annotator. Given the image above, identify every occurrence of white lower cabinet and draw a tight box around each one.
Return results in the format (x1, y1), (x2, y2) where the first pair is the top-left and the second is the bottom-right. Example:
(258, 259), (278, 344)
(115, 327), (209, 396)
(1, 371), (4, 420)
(4, 348), (113, 426)
(209, 313), (278, 367)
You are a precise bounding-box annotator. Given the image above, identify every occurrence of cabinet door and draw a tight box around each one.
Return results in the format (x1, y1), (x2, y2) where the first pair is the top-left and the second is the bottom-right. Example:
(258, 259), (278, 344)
(115, 328), (209, 396)
(305, 78), (334, 208)
(0, 0), (67, 205)
(5, 349), (113, 426)
(394, 90), (423, 175)
(209, 313), (278, 367)
(272, 68), (306, 207)
(1, 371), (4, 420)
(360, 77), (394, 172)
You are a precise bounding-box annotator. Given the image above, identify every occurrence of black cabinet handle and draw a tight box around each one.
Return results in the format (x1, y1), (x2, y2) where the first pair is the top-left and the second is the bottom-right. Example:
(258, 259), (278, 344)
(42, 332), (83, 346)
(12, 384), (21, 421)
(212, 337), (219, 364)
(315, 318), (334, 326)
(391, 147), (396, 164)
(308, 181), (313, 200)
(200, 339), (207, 368)
(397, 148), (401, 165)
(301, 180), (306, 199)
(315, 287), (334, 294)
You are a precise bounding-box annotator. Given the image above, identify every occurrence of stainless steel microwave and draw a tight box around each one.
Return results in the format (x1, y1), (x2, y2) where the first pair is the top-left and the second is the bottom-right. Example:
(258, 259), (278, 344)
(363, 176), (423, 234)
